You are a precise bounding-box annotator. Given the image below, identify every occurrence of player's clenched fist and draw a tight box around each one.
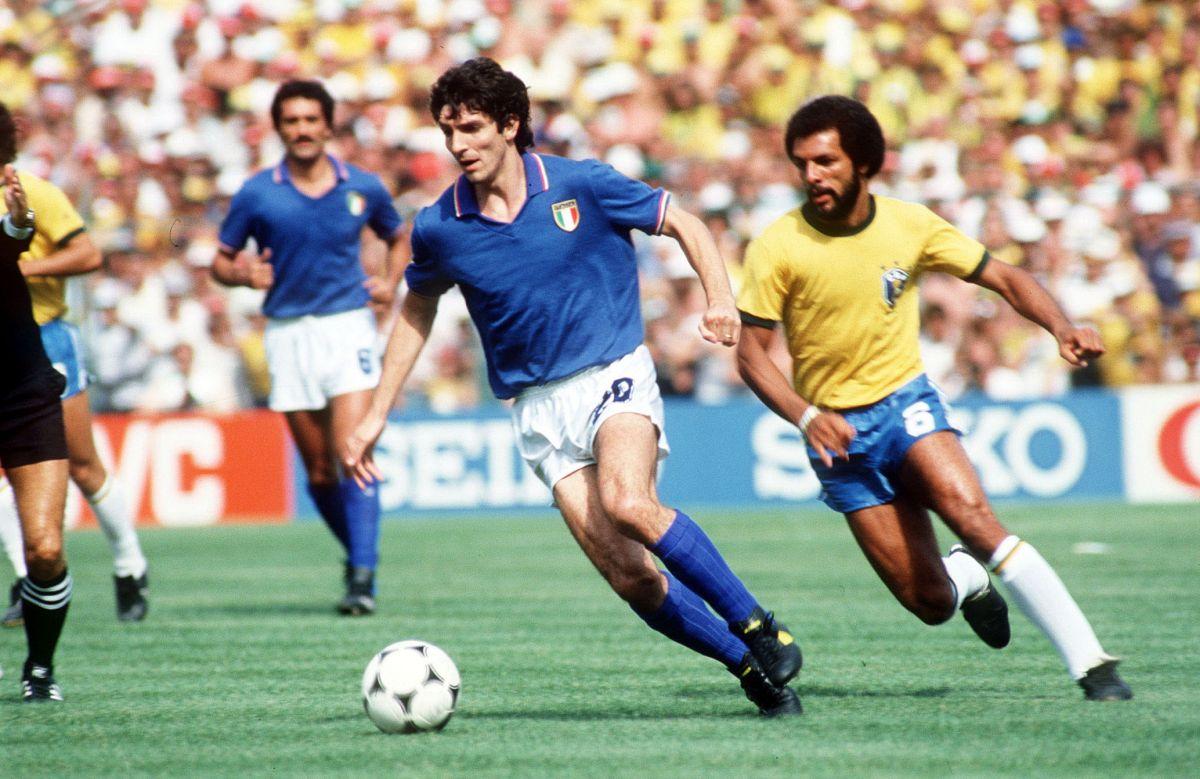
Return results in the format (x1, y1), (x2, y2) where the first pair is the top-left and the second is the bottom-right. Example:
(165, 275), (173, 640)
(241, 247), (274, 289)
(700, 300), (740, 346)
(1056, 326), (1105, 367)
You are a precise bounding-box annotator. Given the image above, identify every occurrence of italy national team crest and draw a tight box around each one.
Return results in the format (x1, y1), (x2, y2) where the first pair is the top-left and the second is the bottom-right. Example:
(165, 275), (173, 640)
(881, 267), (910, 308)
(346, 191), (366, 216)
(551, 199), (580, 232)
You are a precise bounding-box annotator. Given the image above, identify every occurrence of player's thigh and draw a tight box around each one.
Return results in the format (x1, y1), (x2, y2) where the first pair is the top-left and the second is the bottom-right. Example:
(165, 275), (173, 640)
(285, 407), (336, 484)
(553, 465), (665, 606)
(61, 390), (107, 494)
(6, 458), (68, 561)
(899, 431), (1007, 555)
(593, 412), (674, 541)
(845, 496), (946, 605)
(327, 388), (374, 447)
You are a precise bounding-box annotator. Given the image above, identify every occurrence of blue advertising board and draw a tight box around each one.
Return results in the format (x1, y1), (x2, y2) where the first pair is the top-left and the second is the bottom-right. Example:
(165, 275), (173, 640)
(293, 390), (1125, 520)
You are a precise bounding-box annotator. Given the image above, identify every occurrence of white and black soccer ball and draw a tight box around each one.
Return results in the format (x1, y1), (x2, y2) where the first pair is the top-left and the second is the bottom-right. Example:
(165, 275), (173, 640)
(361, 640), (461, 733)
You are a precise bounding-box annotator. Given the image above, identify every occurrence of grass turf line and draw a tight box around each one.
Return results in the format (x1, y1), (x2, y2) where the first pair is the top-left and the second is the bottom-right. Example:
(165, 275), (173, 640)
(0, 503), (1194, 777)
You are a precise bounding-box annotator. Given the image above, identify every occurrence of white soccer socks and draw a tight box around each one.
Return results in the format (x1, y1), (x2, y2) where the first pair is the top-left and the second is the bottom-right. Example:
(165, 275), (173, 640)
(0, 480), (29, 578)
(942, 548), (989, 610)
(989, 535), (1110, 679)
(88, 475), (148, 579)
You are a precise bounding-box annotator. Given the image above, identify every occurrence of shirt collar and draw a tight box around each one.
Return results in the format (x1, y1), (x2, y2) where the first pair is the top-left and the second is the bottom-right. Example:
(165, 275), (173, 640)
(453, 152), (550, 218)
(272, 154), (350, 185)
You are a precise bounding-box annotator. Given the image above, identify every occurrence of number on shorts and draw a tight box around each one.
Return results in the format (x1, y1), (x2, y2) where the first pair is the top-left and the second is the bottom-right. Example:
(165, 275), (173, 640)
(902, 401), (935, 437)
(358, 349), (372, 374)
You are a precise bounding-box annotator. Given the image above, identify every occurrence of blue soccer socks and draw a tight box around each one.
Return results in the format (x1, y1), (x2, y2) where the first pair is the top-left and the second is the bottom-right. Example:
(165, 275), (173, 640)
(650, 510), (758, 625)
(340, 478), (380, 572)
(307, 482), (350, 551)
(632, 571), (748, 669)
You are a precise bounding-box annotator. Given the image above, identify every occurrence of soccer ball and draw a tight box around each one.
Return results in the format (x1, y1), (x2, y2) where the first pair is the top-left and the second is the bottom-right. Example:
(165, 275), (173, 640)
(361, 640), (461, 733)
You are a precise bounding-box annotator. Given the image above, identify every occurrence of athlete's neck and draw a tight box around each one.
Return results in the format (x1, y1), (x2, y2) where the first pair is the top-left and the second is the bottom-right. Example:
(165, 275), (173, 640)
(286, 153), (336, 196)
(802, 195), (876, 237)
(473, 149), (526, 223)
(842, 191), (873, 229)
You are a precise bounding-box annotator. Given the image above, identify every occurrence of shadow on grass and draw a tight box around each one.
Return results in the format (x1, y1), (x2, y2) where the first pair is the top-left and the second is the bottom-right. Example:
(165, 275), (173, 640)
(197, 601), (341, 617)
(457, 708), (751, 722)
(798, 684), (951, 699)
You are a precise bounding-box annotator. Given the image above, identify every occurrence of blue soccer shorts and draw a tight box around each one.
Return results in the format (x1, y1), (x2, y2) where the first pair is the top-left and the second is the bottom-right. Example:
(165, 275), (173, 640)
(809, 373), (958, 514)
(39, 318), (89, 400)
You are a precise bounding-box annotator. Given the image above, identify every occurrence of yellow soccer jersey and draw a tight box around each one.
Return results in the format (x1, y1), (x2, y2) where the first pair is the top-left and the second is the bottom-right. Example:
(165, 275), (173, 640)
(738, 195), (986, 409)
(0, 171), (86, 324)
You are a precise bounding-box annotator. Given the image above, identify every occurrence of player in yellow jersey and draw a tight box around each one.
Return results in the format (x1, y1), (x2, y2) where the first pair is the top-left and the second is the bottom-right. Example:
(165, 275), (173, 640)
(735, 96), (1131, 702)
(0, 103), (149, 625)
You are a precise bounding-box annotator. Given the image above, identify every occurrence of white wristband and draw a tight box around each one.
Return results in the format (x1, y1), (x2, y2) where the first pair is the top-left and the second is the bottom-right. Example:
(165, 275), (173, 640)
(799, 405), (822, 436)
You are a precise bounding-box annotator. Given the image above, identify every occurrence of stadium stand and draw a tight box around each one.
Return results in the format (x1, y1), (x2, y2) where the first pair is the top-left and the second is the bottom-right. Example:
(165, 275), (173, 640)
(1, 0), (1197, 412)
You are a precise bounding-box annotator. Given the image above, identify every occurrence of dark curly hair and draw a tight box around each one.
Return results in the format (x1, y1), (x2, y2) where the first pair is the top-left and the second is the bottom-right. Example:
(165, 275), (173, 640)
(270, 80), (335, 131)
(784, 95), (885, 178)
(0, 102), (17, 165)
(429, 58), (534, 153)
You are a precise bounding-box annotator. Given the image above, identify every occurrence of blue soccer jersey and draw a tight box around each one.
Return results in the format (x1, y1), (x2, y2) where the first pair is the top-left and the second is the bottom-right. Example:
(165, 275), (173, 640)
(218, 155), (403, 319)
(405, 153), (670, 399)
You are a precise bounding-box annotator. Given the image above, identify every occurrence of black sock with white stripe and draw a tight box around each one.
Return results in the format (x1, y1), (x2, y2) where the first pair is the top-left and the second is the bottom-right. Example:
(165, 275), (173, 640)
(21, 569), (73, 673)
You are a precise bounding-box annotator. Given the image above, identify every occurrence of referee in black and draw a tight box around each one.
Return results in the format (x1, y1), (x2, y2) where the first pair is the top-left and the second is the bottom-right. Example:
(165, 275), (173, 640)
(1, 163), (73, 702)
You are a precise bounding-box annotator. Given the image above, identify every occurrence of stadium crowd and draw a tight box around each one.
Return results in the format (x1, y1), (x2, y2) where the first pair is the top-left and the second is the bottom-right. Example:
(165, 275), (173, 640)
(2, 0), (1199, 413)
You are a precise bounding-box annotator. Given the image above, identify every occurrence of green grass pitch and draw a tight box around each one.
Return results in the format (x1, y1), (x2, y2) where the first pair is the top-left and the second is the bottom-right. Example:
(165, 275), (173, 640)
(2, 503), (1195, 776)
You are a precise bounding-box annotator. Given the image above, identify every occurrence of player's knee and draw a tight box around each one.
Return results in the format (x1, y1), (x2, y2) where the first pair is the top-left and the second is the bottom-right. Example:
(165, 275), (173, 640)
(307, 465), (338, 488)
(906, 583), (956, 625)
(68, 458), (105, 493)
(609, 566), (664, 610)
(602, 492), (660, 540)
(24, 538), (65, 578)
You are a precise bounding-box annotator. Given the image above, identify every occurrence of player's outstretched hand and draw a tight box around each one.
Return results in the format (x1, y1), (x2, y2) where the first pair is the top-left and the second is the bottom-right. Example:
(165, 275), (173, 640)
(699, 300), (740, 346)
(804, 410), (856, 468)
(2, 164), (30, 224)
(1057, 326), (1105, 367)
(342, 413), (387, 489)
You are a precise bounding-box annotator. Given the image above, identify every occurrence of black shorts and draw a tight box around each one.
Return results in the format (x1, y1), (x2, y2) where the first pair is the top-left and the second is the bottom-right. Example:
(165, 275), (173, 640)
(0, 368), (68, 468)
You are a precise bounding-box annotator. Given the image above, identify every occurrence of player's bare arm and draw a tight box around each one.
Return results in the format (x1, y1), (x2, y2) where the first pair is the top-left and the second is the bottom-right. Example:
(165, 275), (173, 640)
(342, 290), (439, 486)
(660, 203), (739, 346)
(973, 259), (1105, 367)
(16, 233), (100, 278)
(736, 322), (854, 467)
(212, 246), (274, 290)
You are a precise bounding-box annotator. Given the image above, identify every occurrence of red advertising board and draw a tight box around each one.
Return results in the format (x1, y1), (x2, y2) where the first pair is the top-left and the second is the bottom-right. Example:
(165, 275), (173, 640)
(67, 410), (293, 528)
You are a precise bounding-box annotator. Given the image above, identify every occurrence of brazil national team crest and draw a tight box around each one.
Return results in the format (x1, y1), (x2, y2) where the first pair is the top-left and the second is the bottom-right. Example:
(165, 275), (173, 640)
(881, 267), (910, 308)
(552, 199), (580, 232)
(346, 191), (366, 217)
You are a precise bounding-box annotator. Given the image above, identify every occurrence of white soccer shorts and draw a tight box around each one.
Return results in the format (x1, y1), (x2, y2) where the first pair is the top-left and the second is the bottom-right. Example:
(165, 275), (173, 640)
(265, 307), (381, 412)
(511, 344), (670, 490)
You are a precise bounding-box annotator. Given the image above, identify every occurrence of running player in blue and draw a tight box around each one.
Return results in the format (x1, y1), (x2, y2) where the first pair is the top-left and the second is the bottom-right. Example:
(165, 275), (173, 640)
(214, 80), (405, 615)
(342, 58), (802, 716)
(736, 96), (1131, 701)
